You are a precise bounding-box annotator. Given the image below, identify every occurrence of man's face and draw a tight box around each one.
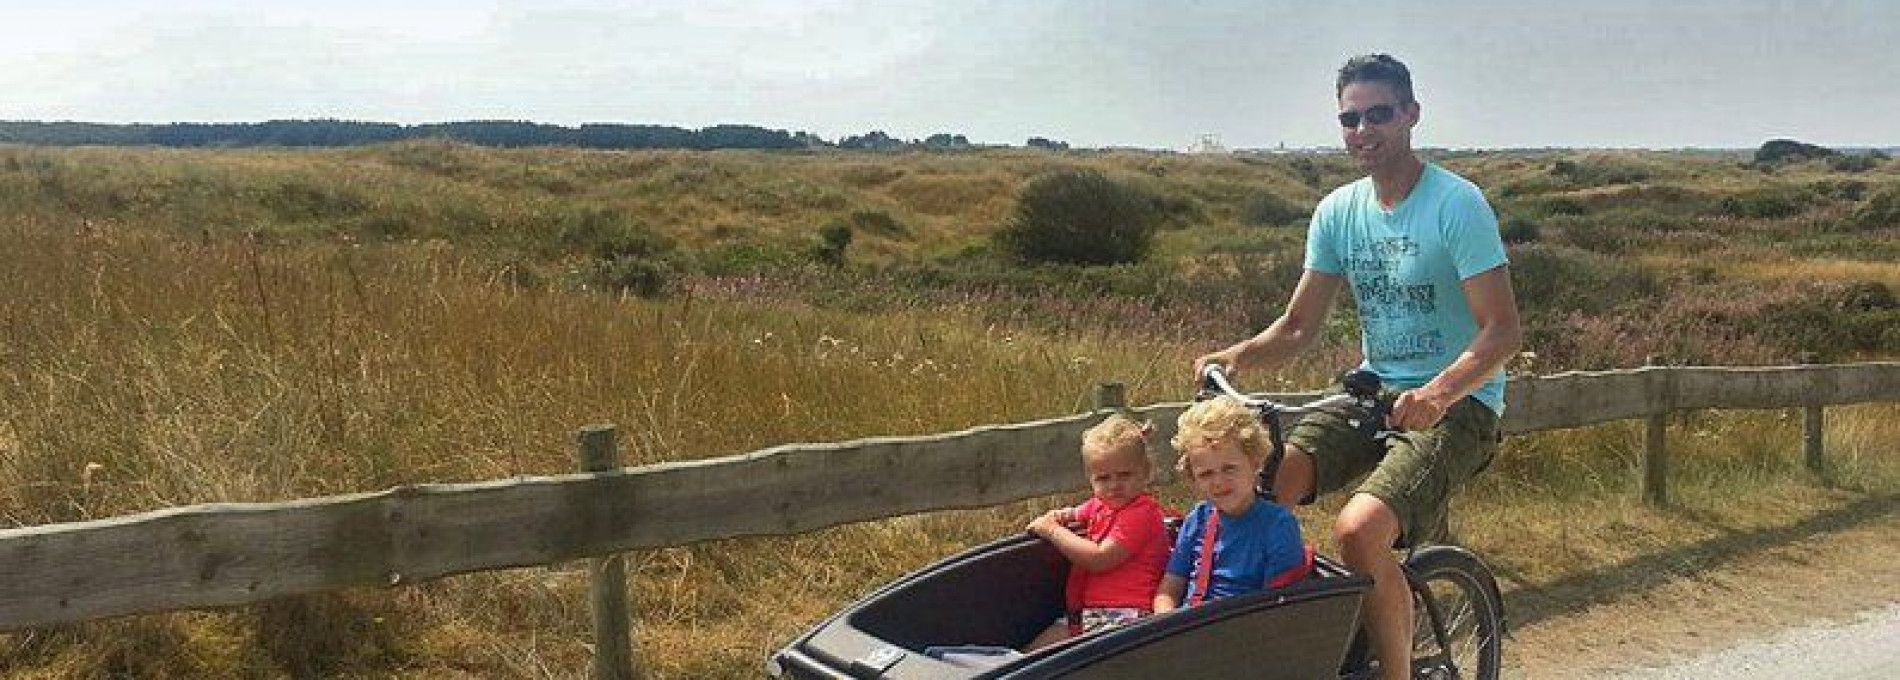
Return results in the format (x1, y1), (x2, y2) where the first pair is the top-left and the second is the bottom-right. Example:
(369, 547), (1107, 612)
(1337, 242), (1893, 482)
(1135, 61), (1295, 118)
(1338, 81), (1418, 172)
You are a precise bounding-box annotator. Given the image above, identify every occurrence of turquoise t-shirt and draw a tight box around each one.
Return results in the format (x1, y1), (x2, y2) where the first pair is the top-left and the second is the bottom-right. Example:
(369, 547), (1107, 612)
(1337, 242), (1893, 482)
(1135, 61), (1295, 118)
(1305, 163), (1510, 415)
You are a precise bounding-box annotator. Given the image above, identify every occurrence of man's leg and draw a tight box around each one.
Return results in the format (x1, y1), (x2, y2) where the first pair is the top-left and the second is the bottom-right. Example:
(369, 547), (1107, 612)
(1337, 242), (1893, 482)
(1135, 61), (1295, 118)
(1270, 444), (1316, 507)
(1336, 493), (1409, 680)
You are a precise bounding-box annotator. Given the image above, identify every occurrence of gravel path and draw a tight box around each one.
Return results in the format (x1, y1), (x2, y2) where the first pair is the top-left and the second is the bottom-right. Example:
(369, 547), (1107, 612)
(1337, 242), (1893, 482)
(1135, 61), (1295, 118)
(1603, 603), (1900, 679)
(1504, 507), (1900, 679)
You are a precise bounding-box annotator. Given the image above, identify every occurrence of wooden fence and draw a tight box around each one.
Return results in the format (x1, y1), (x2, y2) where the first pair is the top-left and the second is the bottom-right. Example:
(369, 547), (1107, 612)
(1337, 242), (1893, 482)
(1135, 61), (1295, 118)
(1, 362), (1895, 677)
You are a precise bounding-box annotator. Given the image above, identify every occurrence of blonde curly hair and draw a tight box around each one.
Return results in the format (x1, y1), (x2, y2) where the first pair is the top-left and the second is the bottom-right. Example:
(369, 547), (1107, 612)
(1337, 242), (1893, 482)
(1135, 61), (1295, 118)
(1081, 413), (1153, 468)
(1170, 396), (1270, 473)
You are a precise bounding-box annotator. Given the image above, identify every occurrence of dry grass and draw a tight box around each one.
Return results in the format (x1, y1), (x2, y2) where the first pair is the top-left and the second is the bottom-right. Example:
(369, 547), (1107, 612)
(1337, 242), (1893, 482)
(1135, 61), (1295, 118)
(0, 214), (1199, 678)
(1721, 257), (1900, 289)
(1454, 405), (1900, 600)
(0, 146), (1896, 678)
(0, 216), (1202, 523)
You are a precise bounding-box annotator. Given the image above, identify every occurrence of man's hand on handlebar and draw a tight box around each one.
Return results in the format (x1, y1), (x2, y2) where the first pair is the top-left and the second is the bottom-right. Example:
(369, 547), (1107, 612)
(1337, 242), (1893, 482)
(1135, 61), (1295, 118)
(1193, 349), (1242, 386)
(1388, 387), (1455, 431)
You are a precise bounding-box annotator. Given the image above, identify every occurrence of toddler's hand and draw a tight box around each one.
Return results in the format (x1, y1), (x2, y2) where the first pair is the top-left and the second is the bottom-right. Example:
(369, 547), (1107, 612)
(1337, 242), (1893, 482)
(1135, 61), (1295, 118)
(1026, 510), (1068, 536)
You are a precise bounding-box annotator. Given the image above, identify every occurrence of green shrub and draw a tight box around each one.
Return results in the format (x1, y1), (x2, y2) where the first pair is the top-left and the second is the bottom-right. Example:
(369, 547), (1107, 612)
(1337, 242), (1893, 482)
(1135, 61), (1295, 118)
(1851, 310), (1900, 354)
(1530, 196), (1588, 217)
(1240, 190), (1310, 226)
(592, 254), (674, 297)
(812, 222), (852, 267)
(994, 169), (1159, 265)
(1754, 139), (1834, 165)
(1806, 178), (1867, 202)
(1753, 300), (1857, 360)
(1500, 216), (1541, 244)
(865, 249), (1173, 313)
(1827, 154), (1880, 173)
(845, 209), (908, 238)
(1719, 186), (1811, 219)
(694, 242), (802, 276)
(354, 213), (417, 240)
(1551, 218), (1631, 253)
(1851, 184), (1900, 230)
(1567, 183), (1716, 215)
(1160, 252), (1304, 332)
(1548, 156), (1653, 187)
(1285, 156), (1326, 190)
(1492, 175), (1569, 198)
(1509, 244), (1659, 315)
(1839, 280), (1897, 312)
(1150, 191), (1208, 230)
(266, 178), (369, 221)
(552, 205), (679, 295)
(1820, 280), (1899, 355)
(555, 205), (670, 259)
(1588, 206), (1699, 234)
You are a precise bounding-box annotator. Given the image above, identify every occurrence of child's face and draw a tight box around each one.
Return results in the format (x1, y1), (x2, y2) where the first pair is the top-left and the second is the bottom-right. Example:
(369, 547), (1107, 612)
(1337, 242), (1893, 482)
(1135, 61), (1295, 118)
(1184, 438), (1260, 516)
(1083, 447), (1149, 508)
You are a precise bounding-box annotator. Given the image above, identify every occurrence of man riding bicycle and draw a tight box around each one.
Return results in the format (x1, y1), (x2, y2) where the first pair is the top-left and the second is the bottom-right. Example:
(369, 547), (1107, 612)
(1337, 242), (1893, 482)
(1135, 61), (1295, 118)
(1193, 53), (1522, 680)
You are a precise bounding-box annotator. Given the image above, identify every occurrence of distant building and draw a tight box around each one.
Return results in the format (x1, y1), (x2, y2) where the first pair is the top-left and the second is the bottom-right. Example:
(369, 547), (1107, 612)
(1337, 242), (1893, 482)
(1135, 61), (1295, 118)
(1186, 133), (1228, 155)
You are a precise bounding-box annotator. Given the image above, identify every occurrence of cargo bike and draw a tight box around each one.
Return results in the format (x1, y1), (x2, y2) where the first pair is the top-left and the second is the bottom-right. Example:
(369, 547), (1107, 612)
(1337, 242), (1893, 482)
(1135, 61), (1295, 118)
(770, 368), (1504, 680)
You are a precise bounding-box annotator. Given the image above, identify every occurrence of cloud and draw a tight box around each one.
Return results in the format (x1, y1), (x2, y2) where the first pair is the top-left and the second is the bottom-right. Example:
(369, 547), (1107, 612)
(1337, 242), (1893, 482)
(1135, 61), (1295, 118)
(0, 0), (1894, 148)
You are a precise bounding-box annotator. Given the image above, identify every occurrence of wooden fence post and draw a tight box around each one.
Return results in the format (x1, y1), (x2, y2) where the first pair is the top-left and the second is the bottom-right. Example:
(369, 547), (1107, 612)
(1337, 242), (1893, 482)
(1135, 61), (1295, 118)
(1095, 382), (1126, 412)
(1643, 356), (1670, 506)
(578, 425), (640, 680)
(1800, 353), (1826, 479)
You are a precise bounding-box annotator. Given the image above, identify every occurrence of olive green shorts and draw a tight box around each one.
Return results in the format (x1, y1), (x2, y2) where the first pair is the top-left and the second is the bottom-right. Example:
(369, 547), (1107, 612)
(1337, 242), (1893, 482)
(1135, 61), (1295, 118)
(1284, 392), (1500, 547)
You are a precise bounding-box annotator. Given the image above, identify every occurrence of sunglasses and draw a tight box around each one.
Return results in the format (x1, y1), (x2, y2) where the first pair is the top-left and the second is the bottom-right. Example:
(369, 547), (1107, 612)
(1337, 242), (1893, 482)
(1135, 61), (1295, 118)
(1337, 104), (1400, 129)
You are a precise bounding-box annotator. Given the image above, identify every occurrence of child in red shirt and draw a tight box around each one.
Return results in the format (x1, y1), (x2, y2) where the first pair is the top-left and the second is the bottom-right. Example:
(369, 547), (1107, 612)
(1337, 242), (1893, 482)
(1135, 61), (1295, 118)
(1022, 414), (1174, 651)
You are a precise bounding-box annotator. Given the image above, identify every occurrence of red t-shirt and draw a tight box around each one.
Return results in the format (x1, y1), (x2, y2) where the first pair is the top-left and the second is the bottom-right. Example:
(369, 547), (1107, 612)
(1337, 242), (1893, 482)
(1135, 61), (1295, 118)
(1067, 494), (1173, 610)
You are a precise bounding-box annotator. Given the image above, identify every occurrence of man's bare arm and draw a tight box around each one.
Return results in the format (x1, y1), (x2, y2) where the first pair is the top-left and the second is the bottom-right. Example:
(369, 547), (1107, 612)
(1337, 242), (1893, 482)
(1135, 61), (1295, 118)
(1194, 269), (1345, 380)
(1390, 265), (1523, 429)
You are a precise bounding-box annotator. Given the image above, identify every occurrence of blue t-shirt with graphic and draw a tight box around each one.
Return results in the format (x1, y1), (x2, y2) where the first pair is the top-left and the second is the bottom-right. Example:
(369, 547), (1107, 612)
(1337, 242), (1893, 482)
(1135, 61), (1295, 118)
(1165, 499), (1304, 603)
(1305, 163), (1510, 415)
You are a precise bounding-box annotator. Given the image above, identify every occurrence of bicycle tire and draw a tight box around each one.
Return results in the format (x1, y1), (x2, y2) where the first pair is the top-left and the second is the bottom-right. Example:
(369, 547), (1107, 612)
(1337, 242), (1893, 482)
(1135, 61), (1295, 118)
(1405, 545), (1504, 680)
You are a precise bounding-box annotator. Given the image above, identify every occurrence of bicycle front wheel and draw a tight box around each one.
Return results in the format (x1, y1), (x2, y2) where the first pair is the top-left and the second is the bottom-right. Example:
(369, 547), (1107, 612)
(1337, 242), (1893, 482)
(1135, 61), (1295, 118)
(1406, 546), (1503, 680)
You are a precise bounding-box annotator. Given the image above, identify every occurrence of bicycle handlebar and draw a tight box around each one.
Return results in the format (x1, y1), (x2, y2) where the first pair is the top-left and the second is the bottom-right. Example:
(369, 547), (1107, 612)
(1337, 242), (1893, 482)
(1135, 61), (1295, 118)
(1199, 364), (1371, 416)
(1199, 364), (1398, 442)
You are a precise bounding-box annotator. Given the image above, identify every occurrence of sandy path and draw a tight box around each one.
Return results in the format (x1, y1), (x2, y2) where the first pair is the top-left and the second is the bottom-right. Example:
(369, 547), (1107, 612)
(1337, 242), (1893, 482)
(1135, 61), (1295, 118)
(1602, 603), (1900, 679)
(1504, 505), (1900, 679)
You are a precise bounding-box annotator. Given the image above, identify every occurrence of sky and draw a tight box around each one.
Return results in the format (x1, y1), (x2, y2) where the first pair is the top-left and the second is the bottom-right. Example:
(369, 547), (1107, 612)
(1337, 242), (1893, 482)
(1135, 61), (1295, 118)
(1, 0), (1895, 151)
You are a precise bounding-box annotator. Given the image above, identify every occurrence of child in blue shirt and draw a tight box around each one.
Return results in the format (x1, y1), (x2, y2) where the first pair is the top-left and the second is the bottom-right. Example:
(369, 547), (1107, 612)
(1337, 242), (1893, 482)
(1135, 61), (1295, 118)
(1153, 395), (1311, 611)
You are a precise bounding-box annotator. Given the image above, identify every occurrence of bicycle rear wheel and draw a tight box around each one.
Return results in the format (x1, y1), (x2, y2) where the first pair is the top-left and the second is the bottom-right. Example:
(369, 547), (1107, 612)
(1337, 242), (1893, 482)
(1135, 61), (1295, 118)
(1406, 546), (1503, 680)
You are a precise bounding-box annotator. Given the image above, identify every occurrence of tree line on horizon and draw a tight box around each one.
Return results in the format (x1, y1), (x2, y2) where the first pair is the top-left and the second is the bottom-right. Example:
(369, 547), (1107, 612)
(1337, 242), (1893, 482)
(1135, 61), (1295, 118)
(0, 119), (1071, 152)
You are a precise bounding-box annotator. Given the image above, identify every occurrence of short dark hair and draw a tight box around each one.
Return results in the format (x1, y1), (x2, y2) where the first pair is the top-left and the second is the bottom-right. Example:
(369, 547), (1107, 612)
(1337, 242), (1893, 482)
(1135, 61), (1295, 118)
(1336, 54), (1415, 103)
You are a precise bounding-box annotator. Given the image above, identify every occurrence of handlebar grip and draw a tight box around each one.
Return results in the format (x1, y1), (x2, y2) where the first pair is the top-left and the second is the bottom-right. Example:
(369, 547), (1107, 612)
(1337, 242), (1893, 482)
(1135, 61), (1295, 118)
(1197, 364), (1228, 401)
(1341, 369), (1382, 399)
(1361, 400), (1395, 437)
(1340, 369), (1394, 436)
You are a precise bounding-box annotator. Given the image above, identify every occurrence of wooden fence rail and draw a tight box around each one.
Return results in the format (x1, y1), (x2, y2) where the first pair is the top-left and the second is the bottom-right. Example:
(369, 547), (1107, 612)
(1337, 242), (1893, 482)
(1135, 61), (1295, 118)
(2, 362), (1895, 636)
